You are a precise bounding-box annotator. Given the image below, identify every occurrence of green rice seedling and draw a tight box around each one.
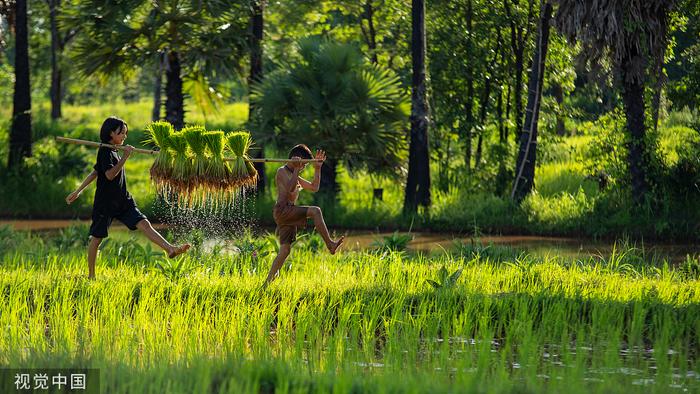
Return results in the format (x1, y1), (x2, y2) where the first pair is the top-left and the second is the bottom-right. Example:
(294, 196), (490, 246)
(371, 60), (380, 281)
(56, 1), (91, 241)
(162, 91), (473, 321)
(225, 131), (257, 189)
(2, 236), (698, 393)
(168, 132), (193, 195)
(182, 125), (210, 206)
(182, 125), (208, 181)
(144, 121), (174, 187)
(203, 131), (228, 188)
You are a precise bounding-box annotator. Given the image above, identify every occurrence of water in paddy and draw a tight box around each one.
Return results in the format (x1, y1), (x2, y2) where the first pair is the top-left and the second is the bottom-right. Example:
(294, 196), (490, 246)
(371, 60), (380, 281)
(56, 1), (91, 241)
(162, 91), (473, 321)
(3, 218), (699, 264)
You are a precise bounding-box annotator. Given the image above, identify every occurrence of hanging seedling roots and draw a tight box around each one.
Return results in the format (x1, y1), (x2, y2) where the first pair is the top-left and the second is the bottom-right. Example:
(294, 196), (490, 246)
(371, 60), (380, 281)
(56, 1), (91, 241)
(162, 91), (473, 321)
(145, 122), (258, 210)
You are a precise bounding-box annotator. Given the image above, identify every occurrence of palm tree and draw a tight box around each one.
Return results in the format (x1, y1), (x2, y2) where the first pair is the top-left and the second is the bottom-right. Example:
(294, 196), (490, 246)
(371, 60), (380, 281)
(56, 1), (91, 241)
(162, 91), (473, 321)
(555, 0), (676, 203)
(8, 0), (32, 169)
(248, 0), (267, 194)
(511, 0), (553, 202)
(66, 0), (248, 130)
(251, 37), (410, 200)
(46, 0), (79, 120)
(404, 0), (431, 214)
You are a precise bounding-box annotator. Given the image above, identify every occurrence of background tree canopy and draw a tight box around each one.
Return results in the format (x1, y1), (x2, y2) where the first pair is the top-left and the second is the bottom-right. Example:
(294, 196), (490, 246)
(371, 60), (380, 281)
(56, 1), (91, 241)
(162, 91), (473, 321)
(2, 0), (700, 238)
(251, 37), (409, 197)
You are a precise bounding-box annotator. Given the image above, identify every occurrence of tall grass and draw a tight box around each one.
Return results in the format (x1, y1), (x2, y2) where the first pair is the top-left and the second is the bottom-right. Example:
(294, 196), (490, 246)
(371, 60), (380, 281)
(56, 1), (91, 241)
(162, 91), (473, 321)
(0, 231), (698, 393)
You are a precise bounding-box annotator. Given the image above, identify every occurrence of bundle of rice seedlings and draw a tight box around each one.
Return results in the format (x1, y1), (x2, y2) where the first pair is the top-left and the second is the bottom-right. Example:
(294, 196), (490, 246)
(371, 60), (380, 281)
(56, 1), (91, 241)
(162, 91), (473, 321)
(168, 132), (192, 195)
(204, 131), (228, 188)
(225, 131), (257, 188)
(144, 121), (174, 186)
(182, 125), (208, 181)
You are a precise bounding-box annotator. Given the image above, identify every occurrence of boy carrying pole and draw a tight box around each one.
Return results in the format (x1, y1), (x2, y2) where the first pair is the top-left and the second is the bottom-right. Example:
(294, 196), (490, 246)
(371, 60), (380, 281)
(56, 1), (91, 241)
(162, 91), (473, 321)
(66, 116), (190, 279)
(263, 144), (345, 285)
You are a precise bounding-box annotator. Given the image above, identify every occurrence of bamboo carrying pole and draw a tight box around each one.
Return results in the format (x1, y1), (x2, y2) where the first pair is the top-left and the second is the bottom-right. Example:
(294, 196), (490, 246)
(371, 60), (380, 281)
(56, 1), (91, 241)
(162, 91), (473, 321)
(55, 136), (322, 163)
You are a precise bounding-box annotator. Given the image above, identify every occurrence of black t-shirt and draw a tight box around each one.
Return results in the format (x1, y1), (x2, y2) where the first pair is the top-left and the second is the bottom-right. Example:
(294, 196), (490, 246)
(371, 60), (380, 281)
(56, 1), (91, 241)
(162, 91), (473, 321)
(93, 147), (133, 214)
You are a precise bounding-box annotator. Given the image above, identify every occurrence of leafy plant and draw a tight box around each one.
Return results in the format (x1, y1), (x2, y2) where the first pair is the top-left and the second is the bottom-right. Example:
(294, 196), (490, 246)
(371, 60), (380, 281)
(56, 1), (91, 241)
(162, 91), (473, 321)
(155, 257), (195, 281)
(0, 225), (21, 255)
(426, 265), (463, 289)
(371, 231), (413, 252)
(679, 254), (700, 280)
(296, 232), (325, 253)
(52, 224), (90, 251)
(100, 237), (164, 266)
(452, 239), (522, 262)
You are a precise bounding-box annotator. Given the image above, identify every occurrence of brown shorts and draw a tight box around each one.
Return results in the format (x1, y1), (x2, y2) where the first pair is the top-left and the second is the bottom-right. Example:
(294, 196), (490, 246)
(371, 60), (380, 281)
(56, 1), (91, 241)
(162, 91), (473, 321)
(273, 203), (309, 245)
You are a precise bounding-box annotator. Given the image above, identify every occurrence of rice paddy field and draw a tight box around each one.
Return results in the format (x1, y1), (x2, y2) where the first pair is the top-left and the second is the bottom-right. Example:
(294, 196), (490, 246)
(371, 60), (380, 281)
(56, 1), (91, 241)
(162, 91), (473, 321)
(1, 227), (699, 393)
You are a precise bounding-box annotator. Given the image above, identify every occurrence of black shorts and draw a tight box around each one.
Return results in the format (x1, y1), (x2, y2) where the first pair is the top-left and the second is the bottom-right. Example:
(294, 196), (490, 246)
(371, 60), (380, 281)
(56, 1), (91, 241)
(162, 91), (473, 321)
(89, 200), (147, 238)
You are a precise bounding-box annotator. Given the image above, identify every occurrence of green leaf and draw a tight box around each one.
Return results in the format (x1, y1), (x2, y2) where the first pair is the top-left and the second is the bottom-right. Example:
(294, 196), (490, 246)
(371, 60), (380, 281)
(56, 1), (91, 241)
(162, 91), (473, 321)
(448, 268), (463, 286)
(426, 279), (442, 289)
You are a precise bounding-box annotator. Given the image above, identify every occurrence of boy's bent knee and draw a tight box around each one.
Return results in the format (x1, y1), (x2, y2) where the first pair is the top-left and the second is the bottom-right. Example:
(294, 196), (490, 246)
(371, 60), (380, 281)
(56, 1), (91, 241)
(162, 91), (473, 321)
(136, 219), (151, 229)
(308, 206), (321, 217)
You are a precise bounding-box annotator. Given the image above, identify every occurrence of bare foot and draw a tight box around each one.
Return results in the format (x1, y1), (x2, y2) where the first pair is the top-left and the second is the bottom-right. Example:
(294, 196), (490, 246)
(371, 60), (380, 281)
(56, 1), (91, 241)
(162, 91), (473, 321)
(168, 244), (191, 258)
(329, 236), (345, 255)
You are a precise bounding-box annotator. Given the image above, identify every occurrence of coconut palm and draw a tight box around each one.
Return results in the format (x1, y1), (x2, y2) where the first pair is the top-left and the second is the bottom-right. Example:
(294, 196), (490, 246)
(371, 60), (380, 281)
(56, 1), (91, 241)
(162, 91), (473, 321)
(251, 37), (410, 199)
(247, 0), (267, 194)
(554, 0), (677, 203)
(64, 0), (248, 130)
(404, 0), (430, 214)
(511, 0), (553, 202)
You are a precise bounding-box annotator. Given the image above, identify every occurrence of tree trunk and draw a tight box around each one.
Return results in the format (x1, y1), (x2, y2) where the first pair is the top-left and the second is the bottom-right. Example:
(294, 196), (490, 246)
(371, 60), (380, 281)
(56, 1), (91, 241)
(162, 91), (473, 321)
(165, 51), (184, 130)
(152, 51), (164, 122)
(553, 82), (565, 135)
(475, 38), (497, 168)
(621, 50), (649, 204)
(496, 29), (506, 144)
(497, 86), (505, 143)
(475, 74), (492, 167)
(513, 47), (524, 142)
(651, 52), (666, 133)
(8, 0), (32, 169)
(504, 83), (511, 141)
(248, 0), (267, 195)
(505, 0), (535, 144)
(363, 0), (378, 64)
(464, 0), (474, 171)
(404, 0), (431, 214)
(511, 0), (551, 202)
(318, 157), (339, 199)
(48, 0), (62, 119)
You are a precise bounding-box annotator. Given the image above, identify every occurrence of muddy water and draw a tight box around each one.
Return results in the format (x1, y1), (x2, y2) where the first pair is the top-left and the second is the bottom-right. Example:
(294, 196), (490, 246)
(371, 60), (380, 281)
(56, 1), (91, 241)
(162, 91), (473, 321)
(346, 233), (699, 263)
(2, 220), (698, 262)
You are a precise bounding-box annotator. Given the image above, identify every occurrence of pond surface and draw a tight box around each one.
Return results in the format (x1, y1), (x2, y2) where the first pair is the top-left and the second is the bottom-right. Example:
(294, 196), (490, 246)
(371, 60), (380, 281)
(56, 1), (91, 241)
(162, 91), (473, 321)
(2, 219), (698, 263)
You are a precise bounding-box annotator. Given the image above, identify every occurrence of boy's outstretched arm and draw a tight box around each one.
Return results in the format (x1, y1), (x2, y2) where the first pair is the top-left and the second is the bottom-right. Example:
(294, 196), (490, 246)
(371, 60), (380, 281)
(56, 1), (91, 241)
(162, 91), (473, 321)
(298, 150), (325, 193)
(66, 169), (97, 204)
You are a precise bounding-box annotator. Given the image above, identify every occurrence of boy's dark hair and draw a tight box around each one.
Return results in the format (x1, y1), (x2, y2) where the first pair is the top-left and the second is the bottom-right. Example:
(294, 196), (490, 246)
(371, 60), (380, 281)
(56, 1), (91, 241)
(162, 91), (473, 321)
(100, 116), (128, 143)
(289, 144), (313, 159)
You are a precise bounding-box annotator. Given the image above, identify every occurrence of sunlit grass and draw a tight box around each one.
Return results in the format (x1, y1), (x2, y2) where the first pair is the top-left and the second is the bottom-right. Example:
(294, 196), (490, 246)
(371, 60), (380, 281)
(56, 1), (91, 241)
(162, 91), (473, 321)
(0, 231), (698, 393)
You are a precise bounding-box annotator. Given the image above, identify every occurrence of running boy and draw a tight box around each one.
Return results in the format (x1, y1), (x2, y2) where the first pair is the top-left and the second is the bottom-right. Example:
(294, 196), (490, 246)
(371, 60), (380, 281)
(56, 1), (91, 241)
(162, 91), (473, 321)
(66, 116), (190, 279)
(263, 144), (345, 285)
